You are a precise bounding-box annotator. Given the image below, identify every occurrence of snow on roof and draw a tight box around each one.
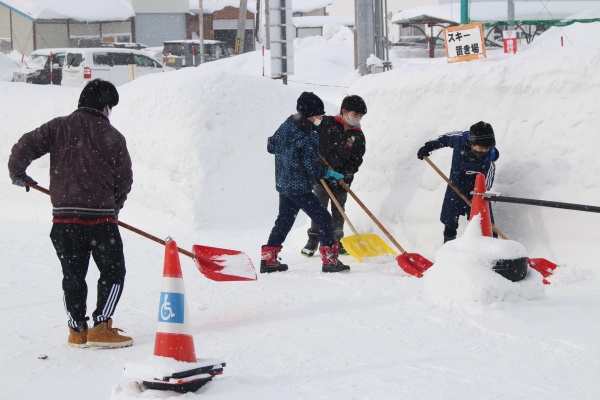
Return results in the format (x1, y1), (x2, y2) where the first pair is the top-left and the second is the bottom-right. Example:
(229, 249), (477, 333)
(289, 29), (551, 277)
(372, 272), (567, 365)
(189, 0), (331, 14)
(292, 0), (333, 13)
(0, 0), (134, 22)
(189, 1), (256, 14)
(392, 1), (600, 24)
(293, 16), (354, 28)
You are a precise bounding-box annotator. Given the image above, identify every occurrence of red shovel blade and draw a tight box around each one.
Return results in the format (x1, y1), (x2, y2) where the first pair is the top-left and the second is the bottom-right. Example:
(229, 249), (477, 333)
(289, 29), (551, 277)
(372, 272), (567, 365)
(396, 252), (433, 278)
(192, 245), (257, 281)
(527, 257), (558, 284)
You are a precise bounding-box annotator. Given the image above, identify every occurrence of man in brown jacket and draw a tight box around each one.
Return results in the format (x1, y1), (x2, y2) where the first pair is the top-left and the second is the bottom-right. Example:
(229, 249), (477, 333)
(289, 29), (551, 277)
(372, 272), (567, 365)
(8, 79), (134, 348)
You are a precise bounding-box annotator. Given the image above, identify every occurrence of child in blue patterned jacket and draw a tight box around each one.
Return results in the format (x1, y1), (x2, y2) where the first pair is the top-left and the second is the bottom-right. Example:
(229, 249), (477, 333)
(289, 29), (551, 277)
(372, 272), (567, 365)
(262, 92), (351, 274)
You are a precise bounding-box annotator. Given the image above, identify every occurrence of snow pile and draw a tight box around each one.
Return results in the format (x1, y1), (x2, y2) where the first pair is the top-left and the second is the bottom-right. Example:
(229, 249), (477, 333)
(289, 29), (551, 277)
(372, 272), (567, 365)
(0, 52), (18, 82)
(423, 216), (545, 308)
(527, 20), (600, 48)
(112, 68), (304, 229)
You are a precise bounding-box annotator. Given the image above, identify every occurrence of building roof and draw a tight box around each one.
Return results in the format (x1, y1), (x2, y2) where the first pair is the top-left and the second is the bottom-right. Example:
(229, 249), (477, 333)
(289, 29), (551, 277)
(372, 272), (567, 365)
(292, 0), (333, 14)
(189, 1), (256, 14)
(0, 0), (134, 22)
(189, 0), (331, 15)
(392, 1), (600, 27)
(293, 16), (354, 28)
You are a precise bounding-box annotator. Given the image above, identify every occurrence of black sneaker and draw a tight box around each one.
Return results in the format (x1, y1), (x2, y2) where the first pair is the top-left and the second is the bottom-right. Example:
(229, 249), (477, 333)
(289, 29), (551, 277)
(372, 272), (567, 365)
(301, 233), (319, 258)
(337, 241), (348, 255)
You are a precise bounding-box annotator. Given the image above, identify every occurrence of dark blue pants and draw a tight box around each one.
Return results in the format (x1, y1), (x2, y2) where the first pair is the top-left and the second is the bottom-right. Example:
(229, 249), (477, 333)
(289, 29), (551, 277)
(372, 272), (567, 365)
(267, 192), (333, 247)
(309, 182), (348, 241)
(50, 222), (126, 329)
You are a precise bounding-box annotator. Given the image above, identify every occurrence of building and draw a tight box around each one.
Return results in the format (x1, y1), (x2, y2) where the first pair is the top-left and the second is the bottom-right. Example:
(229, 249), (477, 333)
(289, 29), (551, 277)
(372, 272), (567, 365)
(127, 0), (189, 47)
(291, 0), (355, 38)
(0, 0), (135, 55)
(189, 2), (256, 53)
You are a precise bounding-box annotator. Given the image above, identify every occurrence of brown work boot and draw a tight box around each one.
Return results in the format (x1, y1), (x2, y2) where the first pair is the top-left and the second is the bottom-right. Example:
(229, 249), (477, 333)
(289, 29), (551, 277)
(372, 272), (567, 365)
(87, 319), (133, 348)
(68, 322), (88, 348)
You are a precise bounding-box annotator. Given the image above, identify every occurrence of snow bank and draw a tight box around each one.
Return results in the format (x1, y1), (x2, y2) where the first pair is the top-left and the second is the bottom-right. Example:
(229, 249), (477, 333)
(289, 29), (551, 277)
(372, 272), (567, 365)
(0, 52), (19, 82)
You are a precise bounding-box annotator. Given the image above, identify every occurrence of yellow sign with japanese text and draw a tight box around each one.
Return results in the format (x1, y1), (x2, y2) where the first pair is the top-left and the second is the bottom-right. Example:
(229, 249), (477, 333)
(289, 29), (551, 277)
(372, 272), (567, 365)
(443, 22), (487, 63)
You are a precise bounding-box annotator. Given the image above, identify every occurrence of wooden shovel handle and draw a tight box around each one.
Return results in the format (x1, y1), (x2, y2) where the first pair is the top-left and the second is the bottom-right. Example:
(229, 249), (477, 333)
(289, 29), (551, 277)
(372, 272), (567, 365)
(27, 183), (196, 259)
(422, 156), (509, 240)
(319, 179), (359, 236)
(319, 156), (406, 254)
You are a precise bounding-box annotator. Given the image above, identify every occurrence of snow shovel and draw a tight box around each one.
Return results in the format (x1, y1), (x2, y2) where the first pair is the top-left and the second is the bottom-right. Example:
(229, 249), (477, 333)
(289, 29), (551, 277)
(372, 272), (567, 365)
(320, 179), (395, 262)
(319, 156), (433, 277)
(422, 156), (558, 281)
(28, 184), (257, 282)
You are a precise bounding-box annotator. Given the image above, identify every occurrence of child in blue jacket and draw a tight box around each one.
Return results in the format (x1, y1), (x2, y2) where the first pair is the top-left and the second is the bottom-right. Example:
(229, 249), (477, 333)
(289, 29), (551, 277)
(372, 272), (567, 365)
(417, 121), (499, 242)
(262, 92), (351, 274)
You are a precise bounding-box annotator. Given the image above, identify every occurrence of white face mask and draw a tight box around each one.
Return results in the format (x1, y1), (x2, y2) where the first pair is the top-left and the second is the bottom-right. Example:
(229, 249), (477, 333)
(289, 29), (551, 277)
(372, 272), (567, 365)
(345, 114), (360, 127)
(107, 106), (112, 120)
(312, 117), (322, 127)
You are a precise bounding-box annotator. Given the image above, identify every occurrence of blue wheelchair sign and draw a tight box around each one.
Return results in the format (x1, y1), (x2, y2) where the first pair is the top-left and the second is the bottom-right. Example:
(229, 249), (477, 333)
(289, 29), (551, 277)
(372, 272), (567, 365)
(157, 292), (184, 324)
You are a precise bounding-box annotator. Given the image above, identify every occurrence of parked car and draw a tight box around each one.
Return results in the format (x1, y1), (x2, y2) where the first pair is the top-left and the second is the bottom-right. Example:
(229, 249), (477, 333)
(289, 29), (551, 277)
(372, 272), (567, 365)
(62, 47), (168, 87)
(162, 40), (231, 69)
(12, 48), (68, 84)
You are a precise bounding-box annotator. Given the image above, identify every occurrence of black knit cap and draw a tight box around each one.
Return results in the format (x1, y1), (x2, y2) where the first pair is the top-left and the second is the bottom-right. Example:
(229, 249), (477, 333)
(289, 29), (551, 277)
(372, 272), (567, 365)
(467, 121), (496, 147)
(78, 79), (119, 112)
(296, 91), (325, 118)
(341, 95), (367, 114)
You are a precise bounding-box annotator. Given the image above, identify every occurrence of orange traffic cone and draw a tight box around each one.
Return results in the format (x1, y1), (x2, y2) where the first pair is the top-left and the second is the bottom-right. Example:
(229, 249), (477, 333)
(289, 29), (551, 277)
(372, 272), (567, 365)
(123, 237), (226, 394)
(153, 238), (197, 363)
(469, 173), (493, 237)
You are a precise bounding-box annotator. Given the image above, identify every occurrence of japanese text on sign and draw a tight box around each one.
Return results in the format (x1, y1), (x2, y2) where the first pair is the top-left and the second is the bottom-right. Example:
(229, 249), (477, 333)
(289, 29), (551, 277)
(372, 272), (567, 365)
(443, 23), (487, 63)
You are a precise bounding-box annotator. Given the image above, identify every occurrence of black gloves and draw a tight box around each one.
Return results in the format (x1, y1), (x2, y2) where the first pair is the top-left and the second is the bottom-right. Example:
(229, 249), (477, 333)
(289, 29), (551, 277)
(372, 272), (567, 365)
(417, 143), (434, 160)
(10, 173), (37, 192)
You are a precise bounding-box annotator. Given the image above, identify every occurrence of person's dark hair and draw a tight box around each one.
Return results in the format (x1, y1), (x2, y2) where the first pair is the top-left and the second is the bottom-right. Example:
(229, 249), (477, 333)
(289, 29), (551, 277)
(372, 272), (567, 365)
(467, 121), (496, 147)
(78, 79), (119, 112)
(340, 95), (367, 115)
(296, 91), (325, 118)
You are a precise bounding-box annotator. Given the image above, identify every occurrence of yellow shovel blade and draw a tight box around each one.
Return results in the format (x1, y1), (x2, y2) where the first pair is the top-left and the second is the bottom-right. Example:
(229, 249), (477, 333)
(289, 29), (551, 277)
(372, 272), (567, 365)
(340, 234), (396, 263)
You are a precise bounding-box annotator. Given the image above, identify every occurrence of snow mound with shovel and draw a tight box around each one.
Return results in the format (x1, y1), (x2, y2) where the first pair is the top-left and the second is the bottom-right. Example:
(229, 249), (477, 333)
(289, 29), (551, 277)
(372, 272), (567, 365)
(422, 215), (545, 307)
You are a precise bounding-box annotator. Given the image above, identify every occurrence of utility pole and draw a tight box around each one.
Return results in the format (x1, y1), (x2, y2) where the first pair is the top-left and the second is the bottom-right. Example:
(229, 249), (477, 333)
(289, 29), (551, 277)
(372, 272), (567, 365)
(235, 0), (249, 54)
(508, 0), (515, 31)
(355, 0), (374, 75)
(198, 0), (204, 63)
(255, 0), (261, 43)
(269, 0), (293, 84)
(265, 0), (270, 50)
(373, 0), (383, 59)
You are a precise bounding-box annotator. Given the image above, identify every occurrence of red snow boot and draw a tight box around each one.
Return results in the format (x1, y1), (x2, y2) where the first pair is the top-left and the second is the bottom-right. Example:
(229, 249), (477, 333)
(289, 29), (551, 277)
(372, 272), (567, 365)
(260, 245), (289, 273)
(319, 243), (350, 273)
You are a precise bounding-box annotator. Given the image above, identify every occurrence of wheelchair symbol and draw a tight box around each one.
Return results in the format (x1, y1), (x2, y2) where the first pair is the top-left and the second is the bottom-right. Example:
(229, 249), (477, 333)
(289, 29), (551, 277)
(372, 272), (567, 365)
(160, 294), (176, 320)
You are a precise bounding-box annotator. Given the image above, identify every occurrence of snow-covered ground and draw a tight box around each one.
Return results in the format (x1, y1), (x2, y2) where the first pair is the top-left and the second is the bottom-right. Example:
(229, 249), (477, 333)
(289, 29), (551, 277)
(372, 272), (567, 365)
(1, 23), (599, 399)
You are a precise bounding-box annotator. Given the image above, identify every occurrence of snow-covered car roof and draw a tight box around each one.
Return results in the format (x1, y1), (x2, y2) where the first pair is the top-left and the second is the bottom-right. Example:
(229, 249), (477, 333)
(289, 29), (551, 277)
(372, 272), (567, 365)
(30, 48), (72, 56)
(163, 40), (226, 45)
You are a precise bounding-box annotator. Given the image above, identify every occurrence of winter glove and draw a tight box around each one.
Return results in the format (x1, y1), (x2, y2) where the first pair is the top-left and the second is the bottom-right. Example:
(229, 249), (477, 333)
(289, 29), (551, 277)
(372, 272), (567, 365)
(417, 144), (433, 160)
(10, 173), (37, 192)
(323, 169), (344, 182)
